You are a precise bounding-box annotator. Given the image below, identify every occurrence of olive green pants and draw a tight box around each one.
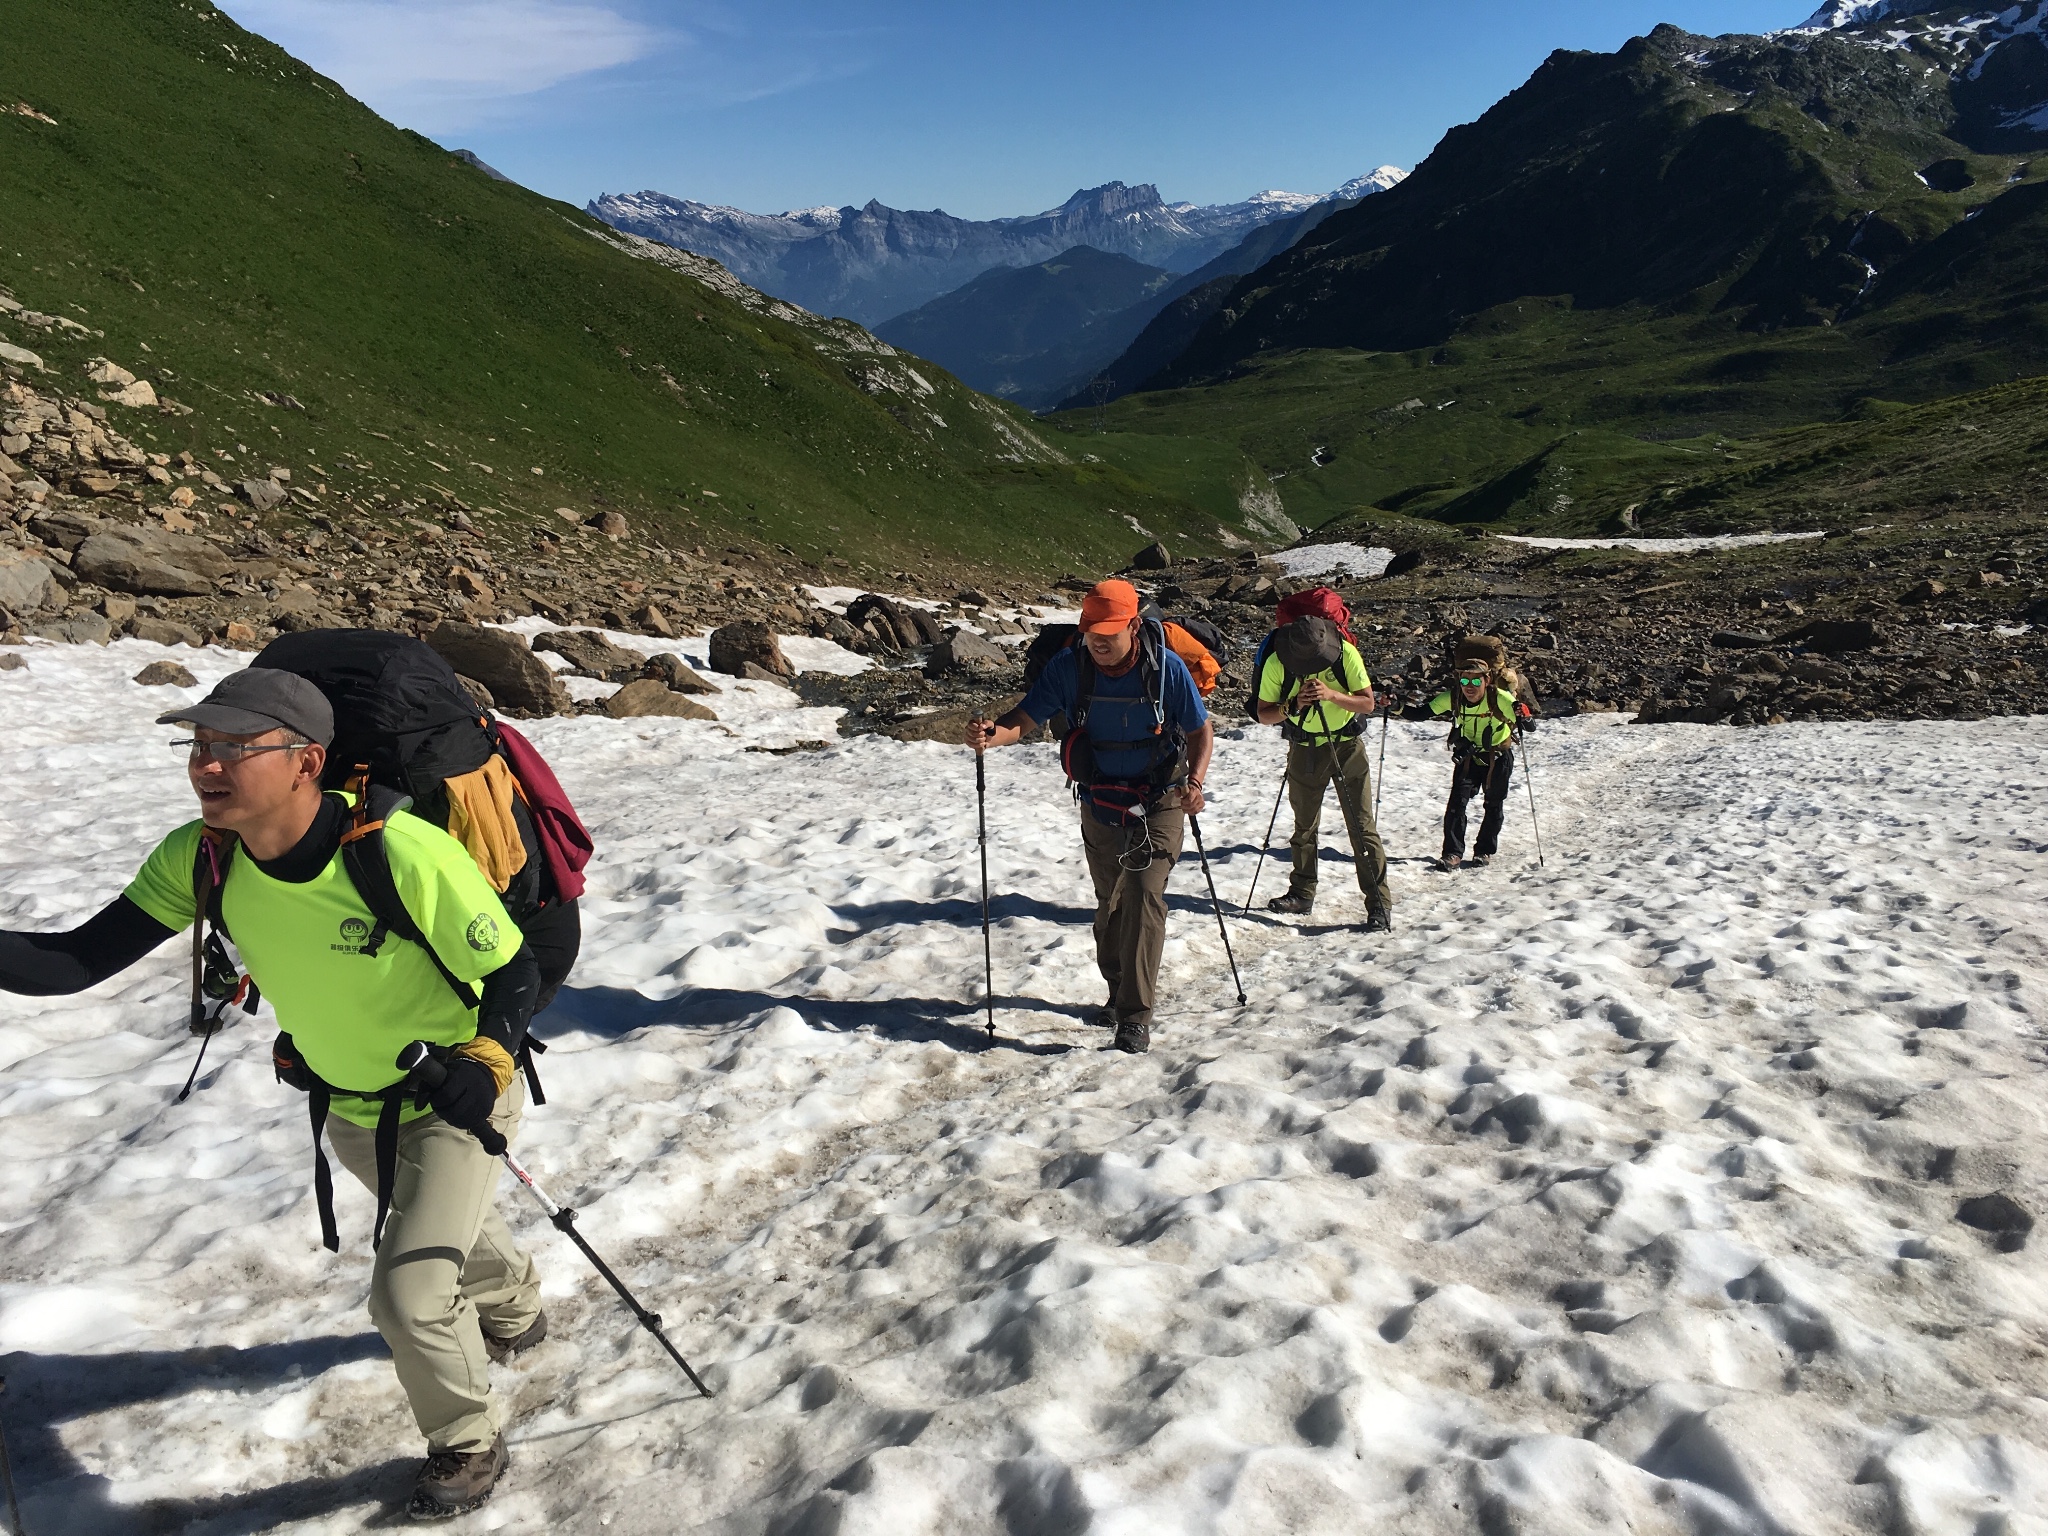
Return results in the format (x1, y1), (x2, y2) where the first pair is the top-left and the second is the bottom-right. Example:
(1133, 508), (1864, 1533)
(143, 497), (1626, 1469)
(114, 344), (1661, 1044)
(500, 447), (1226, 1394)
(328, 1080), (541, 1452)
(1078, 801), (1187, 1028)
(1286, 734), (1392, 912)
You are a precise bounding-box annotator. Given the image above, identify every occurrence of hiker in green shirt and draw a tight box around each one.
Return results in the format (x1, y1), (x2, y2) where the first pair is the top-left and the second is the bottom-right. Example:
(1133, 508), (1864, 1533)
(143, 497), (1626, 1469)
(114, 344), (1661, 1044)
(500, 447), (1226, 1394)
(1254, 615), (1393, 929)
(0, 669), (543, 1520)
(1419, 662), (1522, 869)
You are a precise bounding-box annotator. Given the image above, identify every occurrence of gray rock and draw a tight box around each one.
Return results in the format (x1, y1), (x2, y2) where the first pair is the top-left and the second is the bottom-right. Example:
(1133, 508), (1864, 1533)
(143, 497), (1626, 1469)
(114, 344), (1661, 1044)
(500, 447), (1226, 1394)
(28, 509), (99, 551)
(1130, 540), (1171, 570)
(739, 661), (787, 683)
(925, 626), (1010, 678)
(1709, 630), (1771, 650)
(603, 678), (717, 720)
(133, 659), (199, 687)
(424, 622), (569, 716)
(708, 620), (792, 679)
(128, 617), (205, 647)
(32, 614), (113, 645)
(0, 653), (24, 671)
(238, 478), (288, 512)
(1778, 618), (1879, 652)
(456, 674), (495, 710)
(0, 547), (55, 614)
(534, 628), (647, 681)
(73, 526), (234, 596)
(845, 593), (921, 649)
(643, 652), (719, 693)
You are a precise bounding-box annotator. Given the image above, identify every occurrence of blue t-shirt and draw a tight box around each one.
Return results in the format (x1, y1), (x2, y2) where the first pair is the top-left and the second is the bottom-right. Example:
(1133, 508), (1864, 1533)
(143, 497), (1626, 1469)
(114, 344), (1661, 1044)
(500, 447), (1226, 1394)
(1021, 638), (1208, 780)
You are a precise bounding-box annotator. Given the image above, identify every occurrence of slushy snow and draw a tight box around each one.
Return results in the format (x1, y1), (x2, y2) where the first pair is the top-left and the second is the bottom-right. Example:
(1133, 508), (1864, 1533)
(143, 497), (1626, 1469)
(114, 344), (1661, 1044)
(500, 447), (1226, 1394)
(2, 635), (2046, 1534)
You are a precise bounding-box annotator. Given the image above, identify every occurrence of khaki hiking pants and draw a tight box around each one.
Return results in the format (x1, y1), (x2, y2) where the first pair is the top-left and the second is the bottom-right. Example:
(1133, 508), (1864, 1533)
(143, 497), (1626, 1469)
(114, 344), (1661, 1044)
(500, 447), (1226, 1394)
(1079, 799), (1187, 1029)
(328, 1079), (541, 1453)
(1286, 734), (1392, 912)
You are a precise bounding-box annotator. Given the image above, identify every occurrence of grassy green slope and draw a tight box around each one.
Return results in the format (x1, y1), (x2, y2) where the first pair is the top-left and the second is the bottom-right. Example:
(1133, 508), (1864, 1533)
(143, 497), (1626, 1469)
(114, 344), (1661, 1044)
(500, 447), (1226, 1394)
(0, 0), (1255, 577)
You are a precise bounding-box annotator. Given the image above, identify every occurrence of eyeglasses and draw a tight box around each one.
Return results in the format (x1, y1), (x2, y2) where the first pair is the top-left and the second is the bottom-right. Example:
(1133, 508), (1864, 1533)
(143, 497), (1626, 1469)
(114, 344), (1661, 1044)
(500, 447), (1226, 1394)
(1457, 676), (1487, 687)
(171, 739), (306, 762)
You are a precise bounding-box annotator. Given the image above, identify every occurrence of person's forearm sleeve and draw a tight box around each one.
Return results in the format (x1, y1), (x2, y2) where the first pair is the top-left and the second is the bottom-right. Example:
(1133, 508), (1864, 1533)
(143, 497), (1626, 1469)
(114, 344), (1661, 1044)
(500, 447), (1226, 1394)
(474, 943), (541, 1055)
(0, 896), (179, 995)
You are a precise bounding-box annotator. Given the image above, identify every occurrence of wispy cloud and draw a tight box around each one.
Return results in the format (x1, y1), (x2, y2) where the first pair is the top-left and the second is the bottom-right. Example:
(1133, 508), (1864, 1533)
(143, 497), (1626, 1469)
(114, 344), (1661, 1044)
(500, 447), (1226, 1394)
(219, 0), (663, 132)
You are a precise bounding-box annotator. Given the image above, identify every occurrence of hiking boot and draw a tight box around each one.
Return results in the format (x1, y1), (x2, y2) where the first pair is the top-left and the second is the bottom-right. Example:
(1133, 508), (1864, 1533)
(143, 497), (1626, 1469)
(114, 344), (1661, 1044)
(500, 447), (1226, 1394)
(1364, 906), (1394, 933)
(1112, 1019), (1151, 1054)
(484, 1311), (546, 1365)
(408, 1435), (507, 1521)
(1432, 855), (1462, 872)
(1266, 890), (1314, 916)
(1471, 853), (1494, 866)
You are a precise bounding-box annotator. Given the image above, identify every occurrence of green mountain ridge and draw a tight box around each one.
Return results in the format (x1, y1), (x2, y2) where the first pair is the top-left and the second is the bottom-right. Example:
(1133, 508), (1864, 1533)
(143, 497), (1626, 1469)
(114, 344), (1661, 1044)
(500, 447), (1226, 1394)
(0, 0), (1277, 582)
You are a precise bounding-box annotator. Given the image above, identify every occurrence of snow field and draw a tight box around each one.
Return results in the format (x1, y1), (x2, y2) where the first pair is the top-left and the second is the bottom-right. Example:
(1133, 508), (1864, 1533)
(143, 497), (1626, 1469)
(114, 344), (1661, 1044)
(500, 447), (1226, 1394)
(0, 637), (2045, 1534)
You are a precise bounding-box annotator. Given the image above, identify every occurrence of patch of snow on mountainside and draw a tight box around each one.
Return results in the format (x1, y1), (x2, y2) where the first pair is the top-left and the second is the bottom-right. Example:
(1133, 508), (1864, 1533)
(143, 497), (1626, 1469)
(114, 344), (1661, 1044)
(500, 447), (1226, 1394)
(2, 638), (2047, 1532)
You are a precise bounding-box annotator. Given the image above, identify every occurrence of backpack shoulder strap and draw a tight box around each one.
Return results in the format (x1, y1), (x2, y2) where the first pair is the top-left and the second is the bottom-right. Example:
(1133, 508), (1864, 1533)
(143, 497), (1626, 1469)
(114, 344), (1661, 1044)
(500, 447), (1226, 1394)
(1071, 643), (1096, 732)
(338, 777), (480, 1010)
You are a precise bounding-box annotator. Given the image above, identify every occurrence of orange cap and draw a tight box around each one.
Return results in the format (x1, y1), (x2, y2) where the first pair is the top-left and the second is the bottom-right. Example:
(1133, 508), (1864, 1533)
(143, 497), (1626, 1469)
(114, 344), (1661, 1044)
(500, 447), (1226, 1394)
(1079, 578), (1140, 634)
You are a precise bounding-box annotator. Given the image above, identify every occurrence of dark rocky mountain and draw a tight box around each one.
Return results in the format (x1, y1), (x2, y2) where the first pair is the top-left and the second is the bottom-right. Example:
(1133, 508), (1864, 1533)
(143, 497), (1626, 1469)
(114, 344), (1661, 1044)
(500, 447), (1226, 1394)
(587, 174), (1401, 325)
(1139, 21), (2048, 393)
(872, 246), (1177, 409)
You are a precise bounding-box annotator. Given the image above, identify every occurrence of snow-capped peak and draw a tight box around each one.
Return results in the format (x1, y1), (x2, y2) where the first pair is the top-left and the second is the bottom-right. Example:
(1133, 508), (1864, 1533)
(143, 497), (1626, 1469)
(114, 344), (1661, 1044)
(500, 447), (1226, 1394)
(1332, 166), (1408, 199)
(1795, 0), (1901, 28)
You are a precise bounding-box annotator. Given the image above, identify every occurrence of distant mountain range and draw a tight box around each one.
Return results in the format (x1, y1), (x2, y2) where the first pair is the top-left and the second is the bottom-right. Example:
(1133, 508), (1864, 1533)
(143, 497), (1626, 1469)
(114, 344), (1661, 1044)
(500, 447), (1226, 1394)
(587, 172), (1405, 326)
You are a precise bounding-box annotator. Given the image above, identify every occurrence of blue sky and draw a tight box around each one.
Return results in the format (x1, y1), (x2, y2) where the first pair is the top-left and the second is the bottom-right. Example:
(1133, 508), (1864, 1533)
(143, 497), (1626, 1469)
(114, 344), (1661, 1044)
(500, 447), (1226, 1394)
(219, 1), (1807, 218)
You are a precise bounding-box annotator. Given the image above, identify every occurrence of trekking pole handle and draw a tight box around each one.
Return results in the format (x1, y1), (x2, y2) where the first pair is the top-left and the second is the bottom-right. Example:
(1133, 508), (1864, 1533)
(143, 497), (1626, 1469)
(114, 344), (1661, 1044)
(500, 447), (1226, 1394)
(396, 1041), (509, 1156)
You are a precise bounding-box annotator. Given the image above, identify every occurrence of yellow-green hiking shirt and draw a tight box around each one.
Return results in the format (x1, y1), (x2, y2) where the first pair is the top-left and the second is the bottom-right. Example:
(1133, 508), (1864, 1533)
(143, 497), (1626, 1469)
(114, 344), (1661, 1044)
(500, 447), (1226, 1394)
(1428, 684), (1518, 752)
(1258, 640), (1373, 744)
(125, 803), (521, 1126)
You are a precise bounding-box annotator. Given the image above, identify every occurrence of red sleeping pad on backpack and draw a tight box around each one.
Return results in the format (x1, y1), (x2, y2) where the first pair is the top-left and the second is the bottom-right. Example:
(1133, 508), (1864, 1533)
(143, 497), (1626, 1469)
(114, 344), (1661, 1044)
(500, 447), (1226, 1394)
(1275, 585), (1355, 641)
(494, 721), (595, 903)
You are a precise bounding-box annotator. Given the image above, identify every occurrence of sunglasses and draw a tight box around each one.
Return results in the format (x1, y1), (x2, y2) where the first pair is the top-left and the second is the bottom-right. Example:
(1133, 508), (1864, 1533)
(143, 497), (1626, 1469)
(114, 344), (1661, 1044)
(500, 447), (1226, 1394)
(172, 739), (307, 762)
(1457, 676), (1487, 687)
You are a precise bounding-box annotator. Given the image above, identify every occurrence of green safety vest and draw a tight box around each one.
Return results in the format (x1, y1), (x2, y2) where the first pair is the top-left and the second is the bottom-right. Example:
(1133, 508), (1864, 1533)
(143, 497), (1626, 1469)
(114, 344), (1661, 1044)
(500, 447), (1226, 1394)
(127, 806), (521, 1126)
(1259, 640), (1373, 744)
(1428, 685), (1517, 752)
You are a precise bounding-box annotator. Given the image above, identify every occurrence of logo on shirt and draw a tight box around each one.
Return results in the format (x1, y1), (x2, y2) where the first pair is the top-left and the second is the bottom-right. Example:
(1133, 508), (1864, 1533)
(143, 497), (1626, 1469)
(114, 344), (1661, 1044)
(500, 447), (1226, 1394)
(333, 916), (371, 954)
(466, 914), (500, 953)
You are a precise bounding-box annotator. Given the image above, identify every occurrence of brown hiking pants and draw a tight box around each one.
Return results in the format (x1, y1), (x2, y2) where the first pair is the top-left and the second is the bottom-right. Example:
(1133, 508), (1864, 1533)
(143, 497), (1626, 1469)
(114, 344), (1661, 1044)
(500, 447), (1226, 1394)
(1286, 734), (1392, 911)
(328, 1079), (541, 1452)
(1079, 799), (1187, 1028)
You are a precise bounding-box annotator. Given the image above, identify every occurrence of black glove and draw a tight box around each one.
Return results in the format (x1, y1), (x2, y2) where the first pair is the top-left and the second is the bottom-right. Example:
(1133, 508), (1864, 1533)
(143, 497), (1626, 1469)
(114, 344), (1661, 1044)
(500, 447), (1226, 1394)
(426, 1055), (501, 1133)
(1519, 716), (1538, 734)
(272, 1032), (315, 1092)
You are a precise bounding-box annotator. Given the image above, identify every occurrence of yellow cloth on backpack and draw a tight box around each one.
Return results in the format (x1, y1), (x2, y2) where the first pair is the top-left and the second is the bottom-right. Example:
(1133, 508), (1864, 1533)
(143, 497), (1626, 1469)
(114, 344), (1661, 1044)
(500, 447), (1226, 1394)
(442, 756), (528, 893)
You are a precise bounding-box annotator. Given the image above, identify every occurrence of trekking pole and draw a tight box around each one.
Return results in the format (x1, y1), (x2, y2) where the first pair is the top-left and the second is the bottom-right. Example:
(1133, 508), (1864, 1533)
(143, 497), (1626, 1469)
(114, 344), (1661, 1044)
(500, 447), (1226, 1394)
(0, 1377), (22, 1536)
(1242, 762), (1288, 917)
(975, 746), (995, 1037)
(1374, 708), (1390, 823)
(1187, 815), (1247, 1006)
(396, 1044), (714, 1399)
(1517, 733), (1545, 868)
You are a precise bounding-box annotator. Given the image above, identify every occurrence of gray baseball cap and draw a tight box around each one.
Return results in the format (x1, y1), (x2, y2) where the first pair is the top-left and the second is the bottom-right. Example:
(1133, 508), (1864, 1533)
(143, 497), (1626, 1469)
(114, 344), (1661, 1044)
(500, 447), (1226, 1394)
(157, 668), (335, 745)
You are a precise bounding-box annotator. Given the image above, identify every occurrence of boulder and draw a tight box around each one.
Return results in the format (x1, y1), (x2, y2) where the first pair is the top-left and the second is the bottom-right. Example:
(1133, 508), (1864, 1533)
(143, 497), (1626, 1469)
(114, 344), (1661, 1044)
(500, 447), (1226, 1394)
(455, 675), (495, 711)
(590, 511), (629, 539)
(1788, 657), (1852, 687)
(29, 509), (99, 550)
(105, 381), (157, 409)
(846, 593), (923, 649)
(708, 620), (792, 679)
(905, 605), (944, 645)
(424, 622), (569, 716)
(73, 526), (234, 596)
(1735, 652), (1789, 676)
(1903, 579), (1945, 603)
(1778, 618), (1878, 652)
(533, 628), (647, 681)
(0, 548), (55, 614)
(643, 653), (719, 693)
(1384, 550), (1426, 578)
(925, 626), (1010, 678)
(87, 360), (137, 387)
(33, 614), (112, 645)
(1130, 540), (1172, 570)
(129, 617), (204, 647)
(1709, 630), (1771, 649)
(0, 653), (24, 671)
(739, 661), (787, 683)
(0, 341), (43, 369)
(133, 659), (198, 687)
(1969, 570), (2006, 589)
(604, 678), (717, 720)
(237, 478), (287, 512)
(632, 603), (674, 637)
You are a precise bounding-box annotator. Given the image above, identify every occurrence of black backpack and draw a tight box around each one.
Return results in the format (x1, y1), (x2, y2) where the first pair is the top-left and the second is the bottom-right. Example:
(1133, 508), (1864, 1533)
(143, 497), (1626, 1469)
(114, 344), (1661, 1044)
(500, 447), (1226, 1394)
(1245, 616), (1360, 739)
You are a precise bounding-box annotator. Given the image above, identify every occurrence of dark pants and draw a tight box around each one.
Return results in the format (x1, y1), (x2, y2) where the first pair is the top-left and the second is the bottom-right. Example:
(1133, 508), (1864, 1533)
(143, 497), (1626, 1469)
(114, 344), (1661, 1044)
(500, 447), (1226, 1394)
(1443, 748), (1514, 859)
(1285, 735), (1391, 911)
(1078, 800), (1187, 1029)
